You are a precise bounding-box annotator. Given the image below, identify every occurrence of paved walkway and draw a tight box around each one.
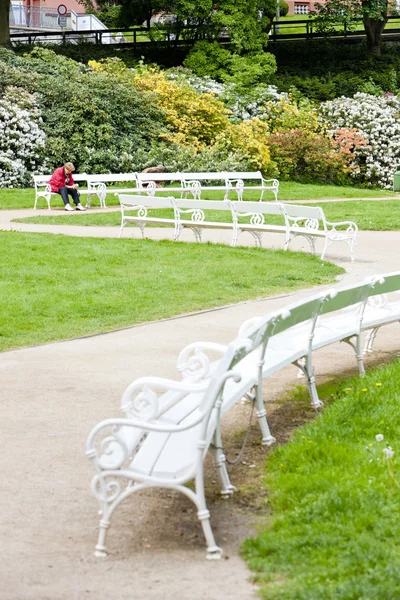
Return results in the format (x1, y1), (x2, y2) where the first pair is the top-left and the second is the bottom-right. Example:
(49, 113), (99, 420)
(1, 209), (399, 600)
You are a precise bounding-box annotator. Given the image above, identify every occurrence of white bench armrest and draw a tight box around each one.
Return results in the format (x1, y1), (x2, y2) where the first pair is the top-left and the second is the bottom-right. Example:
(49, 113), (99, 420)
(177, 342), (228, 381)
(325, 219), (358, 232)
(261, 177), (279, 187)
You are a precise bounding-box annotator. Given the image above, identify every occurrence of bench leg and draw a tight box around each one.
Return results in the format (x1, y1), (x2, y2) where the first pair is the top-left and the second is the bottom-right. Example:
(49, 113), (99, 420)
(210, 430), (236, 497)
(173, 224), (182, 242)
(192, 477), (223, 560)
(253, 386), (276, 445)
(191, 227), (202, 243)
(349, 237), (357, 262)
(95, 518), (111, 557)
(295, 357), (323, 409)
(342, 335), (365, 376)
(320, 238), (330, 261)
(363, 326), (380, 354)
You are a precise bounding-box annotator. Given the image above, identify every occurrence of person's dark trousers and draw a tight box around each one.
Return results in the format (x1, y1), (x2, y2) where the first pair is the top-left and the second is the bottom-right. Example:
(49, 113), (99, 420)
(58, 186), (81, 206)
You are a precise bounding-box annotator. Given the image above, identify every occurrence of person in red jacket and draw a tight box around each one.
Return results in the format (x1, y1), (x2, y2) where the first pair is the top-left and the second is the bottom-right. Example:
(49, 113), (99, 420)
(48, 162), (86, 212)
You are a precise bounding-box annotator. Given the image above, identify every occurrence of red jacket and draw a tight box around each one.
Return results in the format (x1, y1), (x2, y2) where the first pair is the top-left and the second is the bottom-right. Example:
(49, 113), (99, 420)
(48, 167), (75, 192)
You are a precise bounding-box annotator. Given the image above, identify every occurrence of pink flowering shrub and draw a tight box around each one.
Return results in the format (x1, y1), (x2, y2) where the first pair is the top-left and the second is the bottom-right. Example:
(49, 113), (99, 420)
(269, 130), (351, 184)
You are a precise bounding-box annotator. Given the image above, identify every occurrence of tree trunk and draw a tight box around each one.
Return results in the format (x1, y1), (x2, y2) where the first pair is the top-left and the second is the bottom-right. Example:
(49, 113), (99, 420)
(362, 16), (387, 55)
(0, 0), (11, 47)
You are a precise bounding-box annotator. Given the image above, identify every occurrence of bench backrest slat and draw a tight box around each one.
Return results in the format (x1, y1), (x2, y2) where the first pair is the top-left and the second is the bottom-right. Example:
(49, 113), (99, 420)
(137, 173), (182, 182)
(175, 199), (231, 212)
(225, 171), (262, 180)
(33, 173), (87, 183)
(231, 201), (285, 216)
(318, 282), (373, 316)
(181, 173), (227, 181)
(117, 193), (174, 209)
(87, 173), (137, 184)
(368, 272), (400, 296)
(282, 204), (325, 220)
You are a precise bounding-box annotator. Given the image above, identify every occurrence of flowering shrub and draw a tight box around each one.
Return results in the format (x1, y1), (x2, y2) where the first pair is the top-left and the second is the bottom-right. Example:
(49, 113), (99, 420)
(90, 59), (230, 149)
(165, 67), (285, 122)
(266, 97), (321, 134)
(135, 142), (252, 174)
(269, 130), (351, 184)
(320, 93), (400, 188)
(217, 119), (275, 173)
(328, 128), (370, 177)
(0, 86), (46, 187)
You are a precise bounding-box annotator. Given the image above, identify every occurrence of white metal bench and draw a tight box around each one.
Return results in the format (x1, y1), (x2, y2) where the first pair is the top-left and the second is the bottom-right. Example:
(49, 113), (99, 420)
(136, 172), (185, 197)
(137, 171), (280, 202)
(117, 194), (359, 261)
(174, 199), (234, 243)
(178, 172), (279, 202)
(86, 310), (288, 560)
(33, 174), (89, 210)
(230, 200), (288, 248)
(86, 271), (400, 560)
(362, 272), (400, 353)
(117, 194), (177, 239)
(86, 173), (138, 208)
(224, 171), (279, 202)
(282, 203), (358, 261)
(181, 281), (375, 417)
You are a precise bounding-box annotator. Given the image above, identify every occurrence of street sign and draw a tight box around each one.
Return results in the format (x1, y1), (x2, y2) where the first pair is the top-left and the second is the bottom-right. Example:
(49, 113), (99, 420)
(57, 4), (67, 16)
(58, 15), (67, 27)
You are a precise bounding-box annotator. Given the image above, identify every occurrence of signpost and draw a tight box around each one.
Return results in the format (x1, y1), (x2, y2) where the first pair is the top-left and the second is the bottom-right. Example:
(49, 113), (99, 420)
(57, 4), (67, 31)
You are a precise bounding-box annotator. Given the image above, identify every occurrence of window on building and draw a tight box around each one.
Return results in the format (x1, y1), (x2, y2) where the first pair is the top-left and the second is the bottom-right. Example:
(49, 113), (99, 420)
(294, 4), (309, 13)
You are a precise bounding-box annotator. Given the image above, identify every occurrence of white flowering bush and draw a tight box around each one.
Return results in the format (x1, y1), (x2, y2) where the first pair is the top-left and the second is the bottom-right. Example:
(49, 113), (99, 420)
(0, 86), (47, 187)
(320, 93), (400, 188)
(165, 67), (285, 121)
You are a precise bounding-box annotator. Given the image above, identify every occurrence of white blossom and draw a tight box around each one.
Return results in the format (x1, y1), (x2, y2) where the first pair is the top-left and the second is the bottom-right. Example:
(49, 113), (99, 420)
(0, 86), (47, 187)
(320, 93), (400, 188)
(383, 446), (395, 460)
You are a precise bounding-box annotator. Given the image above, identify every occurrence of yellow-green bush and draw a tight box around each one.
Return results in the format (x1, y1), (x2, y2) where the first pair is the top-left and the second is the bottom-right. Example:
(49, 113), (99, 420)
(217, 118), (275, 173)
(89, 58), (230, 149)
(266, 97), (321, 134)
(89, 58), (276, 173)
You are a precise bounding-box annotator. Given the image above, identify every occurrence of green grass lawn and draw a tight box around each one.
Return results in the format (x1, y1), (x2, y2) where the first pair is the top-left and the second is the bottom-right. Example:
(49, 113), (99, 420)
(0, 231), (342, 352)
(243, 358), (400, 599)
(13, 200), (400, 231)
(0, 182), (396, 211)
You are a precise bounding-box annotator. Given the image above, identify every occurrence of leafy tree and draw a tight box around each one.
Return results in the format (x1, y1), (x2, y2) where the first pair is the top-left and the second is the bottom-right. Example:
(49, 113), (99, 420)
(260, 0), (289, 34)
(313, 0), (389, 55)
(0, 0), (11, 47)
(184, 41), (277, 87)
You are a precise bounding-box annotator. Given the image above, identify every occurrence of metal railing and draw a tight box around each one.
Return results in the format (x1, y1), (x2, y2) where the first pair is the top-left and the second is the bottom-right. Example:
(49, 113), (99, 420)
(10, 16), (400, 45)
(10, 5), (69, 30)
